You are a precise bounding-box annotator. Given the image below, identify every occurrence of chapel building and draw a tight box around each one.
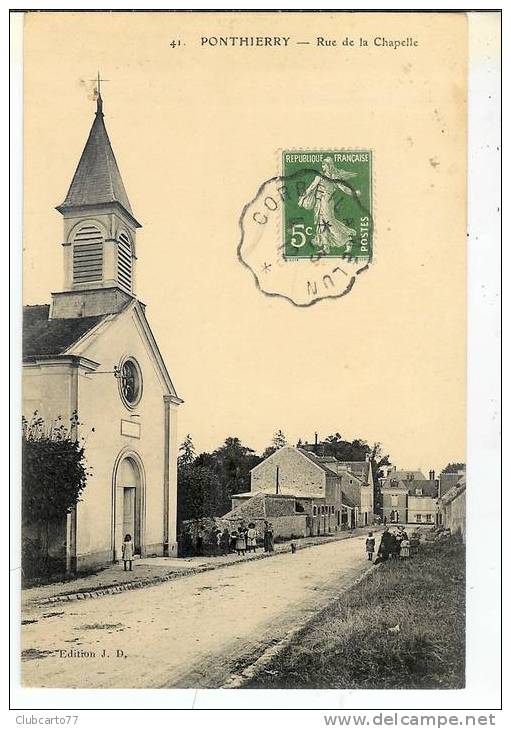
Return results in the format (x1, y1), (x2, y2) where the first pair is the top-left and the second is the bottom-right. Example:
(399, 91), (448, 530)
(23, 86), (182, 571)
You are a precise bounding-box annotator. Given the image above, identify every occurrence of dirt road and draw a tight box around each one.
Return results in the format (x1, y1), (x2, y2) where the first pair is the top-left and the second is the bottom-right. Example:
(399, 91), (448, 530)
(21, 534), (372, 688)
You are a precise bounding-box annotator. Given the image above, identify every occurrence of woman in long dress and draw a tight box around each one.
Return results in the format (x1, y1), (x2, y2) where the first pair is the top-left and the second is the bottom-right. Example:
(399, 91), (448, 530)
(267, 523), (274, 553)
(298, 157), (357, 254)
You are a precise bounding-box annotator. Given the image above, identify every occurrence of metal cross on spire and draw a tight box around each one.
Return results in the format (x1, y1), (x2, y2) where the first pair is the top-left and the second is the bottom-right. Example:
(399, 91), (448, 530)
(90, 71), (110, 115)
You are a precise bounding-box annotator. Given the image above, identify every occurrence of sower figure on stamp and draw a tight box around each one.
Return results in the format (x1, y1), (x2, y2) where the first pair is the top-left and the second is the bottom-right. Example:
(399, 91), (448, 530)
(122, 534), (134, 571)
(298, 157), (357, 254)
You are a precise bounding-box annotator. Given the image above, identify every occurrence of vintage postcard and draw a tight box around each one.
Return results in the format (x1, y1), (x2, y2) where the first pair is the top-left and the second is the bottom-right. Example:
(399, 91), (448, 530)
(11, 8), (501, 714)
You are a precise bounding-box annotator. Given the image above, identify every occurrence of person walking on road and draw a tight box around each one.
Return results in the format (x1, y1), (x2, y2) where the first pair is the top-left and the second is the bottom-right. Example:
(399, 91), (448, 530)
(374, 527), (393, 564)
(365, 531), (376, 561)
(400, 537), (411, 559)
(220, 527), (231, 555)
(267, 523), (275, 552)
(263, 521), (272, 552)
(122, 534), (134, 572)
(247, 523), (257, 553)
(229, 529), (238, 553)
(235, 527), (246, 556)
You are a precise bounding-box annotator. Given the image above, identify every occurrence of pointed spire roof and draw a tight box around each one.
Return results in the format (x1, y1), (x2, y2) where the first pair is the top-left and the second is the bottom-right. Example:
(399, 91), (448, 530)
(57, 84), (141, 228)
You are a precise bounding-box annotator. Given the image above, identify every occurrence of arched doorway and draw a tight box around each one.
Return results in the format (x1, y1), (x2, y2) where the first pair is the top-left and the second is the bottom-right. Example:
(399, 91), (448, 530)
(113, 452), (145, 562)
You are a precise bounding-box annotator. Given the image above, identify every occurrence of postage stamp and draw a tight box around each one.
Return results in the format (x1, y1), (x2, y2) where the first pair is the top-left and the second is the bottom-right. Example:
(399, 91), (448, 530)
(282, 150), (372, 261)
(238, 149), (373, 307)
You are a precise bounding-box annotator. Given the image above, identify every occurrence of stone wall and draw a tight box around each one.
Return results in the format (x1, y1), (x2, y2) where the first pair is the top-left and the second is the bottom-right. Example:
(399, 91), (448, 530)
(229, 493), (267, 520)
(265, 495), (297, 517)
(441, 488), (466, 542)
(270, 515), (308, 539)
(216, 514), (307, 540)
(251, 446), (325, 498)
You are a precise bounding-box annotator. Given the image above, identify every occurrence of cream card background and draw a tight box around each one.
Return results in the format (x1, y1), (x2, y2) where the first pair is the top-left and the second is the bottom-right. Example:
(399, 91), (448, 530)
(22, 11), (467, 471)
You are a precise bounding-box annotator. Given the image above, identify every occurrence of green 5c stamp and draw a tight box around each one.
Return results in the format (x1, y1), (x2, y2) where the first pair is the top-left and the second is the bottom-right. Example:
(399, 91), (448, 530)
(238, 149), (373, 307)
(283, 150), (372, 260)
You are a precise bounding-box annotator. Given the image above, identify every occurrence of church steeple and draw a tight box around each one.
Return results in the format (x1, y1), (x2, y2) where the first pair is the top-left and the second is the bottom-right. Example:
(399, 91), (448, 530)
(52, 80), (141, 319)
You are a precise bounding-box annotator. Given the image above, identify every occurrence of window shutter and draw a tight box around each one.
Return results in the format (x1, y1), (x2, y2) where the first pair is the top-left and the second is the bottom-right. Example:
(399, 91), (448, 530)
(117, 233), (132, 293)
(73, 225), (104, 284)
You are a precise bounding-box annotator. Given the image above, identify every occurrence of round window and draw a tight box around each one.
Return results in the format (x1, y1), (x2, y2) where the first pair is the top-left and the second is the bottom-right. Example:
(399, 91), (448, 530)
(118, 358), (142, 407)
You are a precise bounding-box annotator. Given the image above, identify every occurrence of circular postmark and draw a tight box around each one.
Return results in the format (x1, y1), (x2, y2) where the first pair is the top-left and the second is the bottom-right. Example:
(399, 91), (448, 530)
(238, 149), (373, 307)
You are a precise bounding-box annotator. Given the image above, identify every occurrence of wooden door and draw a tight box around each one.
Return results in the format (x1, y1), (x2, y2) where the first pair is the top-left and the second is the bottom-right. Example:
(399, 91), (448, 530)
(123, 487), (136, 542)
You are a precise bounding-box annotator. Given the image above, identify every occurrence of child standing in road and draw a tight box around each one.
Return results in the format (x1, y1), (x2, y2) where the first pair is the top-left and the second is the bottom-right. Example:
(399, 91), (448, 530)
(365, 532), (375, 561)
(122, 534), (134, 571)
(235, 529), (246, 556)
(400, 538), (411, 559)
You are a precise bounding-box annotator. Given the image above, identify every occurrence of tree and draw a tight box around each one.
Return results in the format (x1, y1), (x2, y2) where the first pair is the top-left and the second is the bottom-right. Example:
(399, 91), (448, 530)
(22, 412), (90, 576)
(178, 434), (196, 468)
(177, 464), (218, 525)
(305, 433), (391, 516)
(441, 463), (466, 474)
(177, 436), (260, 523)
(210, 437), (260, 514)
(262, 429), (288, 458)
(320, 434), (371, 462)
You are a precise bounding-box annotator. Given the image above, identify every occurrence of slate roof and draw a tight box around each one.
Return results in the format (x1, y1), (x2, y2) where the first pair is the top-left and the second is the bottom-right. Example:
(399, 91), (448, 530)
(407, 479), (439, 498)
(439, 472), (463, 497)
(23, 305), (106, 360)
(56, 104), (139, 225)
(297, 448), (340, 475)
(339, 461), (371, 481)
(341, 491), (357, 509)
(440, 476), (466, 504)
(383, 470), (427, 487)
(382, 479), (411, 491)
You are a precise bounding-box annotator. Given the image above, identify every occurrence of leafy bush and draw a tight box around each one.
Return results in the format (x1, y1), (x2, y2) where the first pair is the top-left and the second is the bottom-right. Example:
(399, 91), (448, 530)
(22, 412), (90, 576)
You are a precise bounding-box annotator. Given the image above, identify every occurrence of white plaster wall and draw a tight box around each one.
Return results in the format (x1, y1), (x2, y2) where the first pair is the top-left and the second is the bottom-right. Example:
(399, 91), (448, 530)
(23, 363), (73, 425)
(73, 308), (170, 561)
(22, 305), (178, 566)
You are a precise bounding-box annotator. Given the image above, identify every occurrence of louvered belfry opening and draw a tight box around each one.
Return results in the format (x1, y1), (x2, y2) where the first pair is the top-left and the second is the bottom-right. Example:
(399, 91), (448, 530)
(72, 224), (104, 285)
(117, 232), (133, 294)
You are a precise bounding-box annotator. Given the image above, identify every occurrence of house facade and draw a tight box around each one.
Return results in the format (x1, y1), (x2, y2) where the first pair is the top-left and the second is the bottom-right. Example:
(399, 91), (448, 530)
(381, 471), (439, 525)
(406, 480), (439, 525)
(381, 481), (409, 523)
(246, 446), (358, 536)
(321, 458), (375, 526)
(22, 88), (182, 571)
(439, 474), (466, 541)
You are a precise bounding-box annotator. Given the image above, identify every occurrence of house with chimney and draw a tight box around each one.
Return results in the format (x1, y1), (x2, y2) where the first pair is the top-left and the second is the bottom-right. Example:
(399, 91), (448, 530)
(381, 469), (439, 525)
(314, 457), (375, 526)
(224, 446), (358, 538)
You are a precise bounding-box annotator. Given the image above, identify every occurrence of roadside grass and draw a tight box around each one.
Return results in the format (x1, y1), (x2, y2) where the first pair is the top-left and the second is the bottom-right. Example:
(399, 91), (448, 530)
(246, 538), (465, 690)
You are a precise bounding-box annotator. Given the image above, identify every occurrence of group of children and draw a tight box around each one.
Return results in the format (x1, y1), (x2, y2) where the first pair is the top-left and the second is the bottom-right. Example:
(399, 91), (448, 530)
(123, 525), (416, 572)
(231, 521), (274, 556)
(365, 526), (412, 563)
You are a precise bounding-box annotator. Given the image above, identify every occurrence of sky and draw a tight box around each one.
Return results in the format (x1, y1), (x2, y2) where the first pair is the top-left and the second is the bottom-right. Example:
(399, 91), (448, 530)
(21, 12), (467, 473)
